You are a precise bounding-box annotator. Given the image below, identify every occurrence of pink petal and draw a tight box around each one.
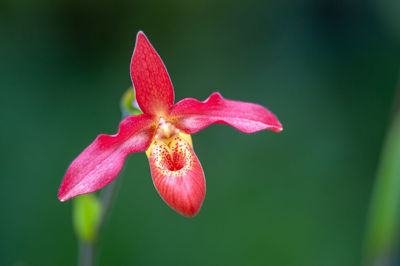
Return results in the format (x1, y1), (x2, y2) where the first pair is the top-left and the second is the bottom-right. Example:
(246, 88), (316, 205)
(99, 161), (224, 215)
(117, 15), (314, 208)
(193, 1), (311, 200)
(58, 114), (157, 201)
(169, 92), (282, 134)
(148, 135), (206, 217)
(130, 31), (174, 116)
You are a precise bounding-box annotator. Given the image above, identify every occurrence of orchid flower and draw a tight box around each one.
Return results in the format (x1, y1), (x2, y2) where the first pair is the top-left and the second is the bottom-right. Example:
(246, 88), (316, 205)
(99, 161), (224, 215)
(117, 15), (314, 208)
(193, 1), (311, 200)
(58, 32), (282, 217)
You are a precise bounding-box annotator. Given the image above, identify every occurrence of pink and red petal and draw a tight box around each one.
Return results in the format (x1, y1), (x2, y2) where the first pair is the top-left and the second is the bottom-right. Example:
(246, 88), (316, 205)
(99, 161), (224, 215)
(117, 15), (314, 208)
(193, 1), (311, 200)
(58, 114), (157, 201)
(169, 92), (282, 134)
(130, 32), (174, 115)
(148, 135), (205, 217)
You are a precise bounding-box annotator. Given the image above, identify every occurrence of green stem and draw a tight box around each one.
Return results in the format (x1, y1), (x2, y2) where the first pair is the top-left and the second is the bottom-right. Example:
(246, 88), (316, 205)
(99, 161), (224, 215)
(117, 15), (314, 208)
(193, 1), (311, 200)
(78, 241), (95, 266)
(98, 169), (124, 234)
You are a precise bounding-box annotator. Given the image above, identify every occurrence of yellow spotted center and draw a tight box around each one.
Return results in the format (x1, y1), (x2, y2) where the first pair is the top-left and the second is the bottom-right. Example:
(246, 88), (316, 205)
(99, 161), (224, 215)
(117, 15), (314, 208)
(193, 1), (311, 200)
(145, 118), (192, 158)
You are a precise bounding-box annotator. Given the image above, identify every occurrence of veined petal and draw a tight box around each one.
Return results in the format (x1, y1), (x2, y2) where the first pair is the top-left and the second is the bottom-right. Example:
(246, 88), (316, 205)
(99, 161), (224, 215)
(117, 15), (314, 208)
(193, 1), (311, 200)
(130, 31), (174, 115)
(148, 134), (205, 217)
(58, 114), (157, 201)
(169, 92), (282, 134)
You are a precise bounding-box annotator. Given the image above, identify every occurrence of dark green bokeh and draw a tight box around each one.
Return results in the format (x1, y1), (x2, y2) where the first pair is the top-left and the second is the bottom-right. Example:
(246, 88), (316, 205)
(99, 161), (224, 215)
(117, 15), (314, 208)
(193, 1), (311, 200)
(1, 0), (399, 265)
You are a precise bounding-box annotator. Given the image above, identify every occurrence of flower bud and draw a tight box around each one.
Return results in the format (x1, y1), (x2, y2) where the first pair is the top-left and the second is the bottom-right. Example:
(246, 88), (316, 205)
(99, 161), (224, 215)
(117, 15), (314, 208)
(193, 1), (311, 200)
(73, 194), (102, 243)
(120, 87), (142, 117)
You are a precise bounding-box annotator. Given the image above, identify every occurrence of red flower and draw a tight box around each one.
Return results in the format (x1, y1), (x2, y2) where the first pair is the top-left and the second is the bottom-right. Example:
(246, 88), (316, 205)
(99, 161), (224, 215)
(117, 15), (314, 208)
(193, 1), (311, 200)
(58, 32), (282, 217)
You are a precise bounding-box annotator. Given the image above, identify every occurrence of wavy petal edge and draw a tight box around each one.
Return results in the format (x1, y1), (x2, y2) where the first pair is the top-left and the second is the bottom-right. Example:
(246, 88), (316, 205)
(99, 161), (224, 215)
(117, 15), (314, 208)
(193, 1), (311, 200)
(169, 92), (283, 134)
(58, 114), (156, 201)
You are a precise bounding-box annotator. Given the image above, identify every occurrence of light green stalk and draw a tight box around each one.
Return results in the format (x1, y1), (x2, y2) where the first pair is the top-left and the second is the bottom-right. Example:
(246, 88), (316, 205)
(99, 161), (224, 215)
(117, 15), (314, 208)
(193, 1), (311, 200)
(364, 105), (400, 266)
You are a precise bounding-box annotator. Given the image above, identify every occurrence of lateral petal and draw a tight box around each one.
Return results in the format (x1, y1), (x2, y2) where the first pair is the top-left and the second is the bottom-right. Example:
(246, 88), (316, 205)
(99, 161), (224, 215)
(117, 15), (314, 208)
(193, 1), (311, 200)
(169, 92), (282, 134)
(130, 31), (174, 115)
(58, 114), (156, 201)
(148, 135), (205, 217)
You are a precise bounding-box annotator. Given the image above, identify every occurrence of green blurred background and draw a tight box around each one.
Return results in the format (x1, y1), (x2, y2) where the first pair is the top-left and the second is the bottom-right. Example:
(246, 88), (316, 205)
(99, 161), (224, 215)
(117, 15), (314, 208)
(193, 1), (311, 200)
(1, 0), (400, 265)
